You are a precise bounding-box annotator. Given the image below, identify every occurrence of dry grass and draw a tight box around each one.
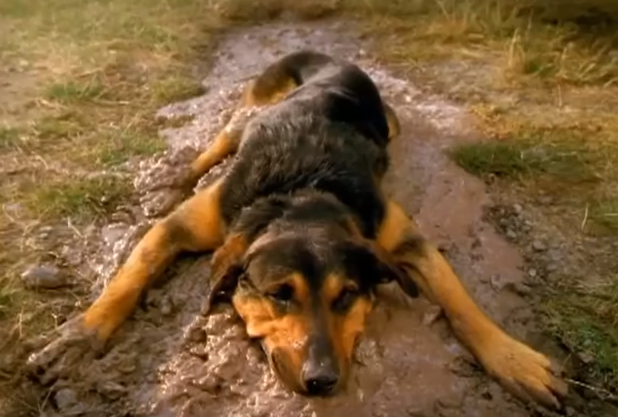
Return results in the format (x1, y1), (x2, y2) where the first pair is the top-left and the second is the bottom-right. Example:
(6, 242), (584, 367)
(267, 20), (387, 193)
(0, 0), (220, 382)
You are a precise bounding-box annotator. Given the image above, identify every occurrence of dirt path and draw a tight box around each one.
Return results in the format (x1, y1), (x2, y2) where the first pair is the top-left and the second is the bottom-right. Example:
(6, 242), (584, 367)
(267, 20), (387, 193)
(25, 21), (576, 417)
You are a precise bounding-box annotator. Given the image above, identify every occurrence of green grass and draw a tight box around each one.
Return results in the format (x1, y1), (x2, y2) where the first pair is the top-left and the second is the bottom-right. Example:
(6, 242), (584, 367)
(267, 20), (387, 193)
(45, 79), (107, 104)
(151, 76), (207, 104)
(0, 287), (12, 320)
(591, 199), (618, 228)
(543, 279), (618, 390)
(28, 175), (132, 219)
(0, 2), (221, 399)
(96, 131), (168, 167)
(0, 126), (21, 150)
(450, 140), (593, 180)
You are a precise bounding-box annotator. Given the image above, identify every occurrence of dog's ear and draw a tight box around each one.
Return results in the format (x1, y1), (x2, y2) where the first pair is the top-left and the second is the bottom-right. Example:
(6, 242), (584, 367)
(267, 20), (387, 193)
(203, 233), (248, 315)
(346, 239), (419, 299)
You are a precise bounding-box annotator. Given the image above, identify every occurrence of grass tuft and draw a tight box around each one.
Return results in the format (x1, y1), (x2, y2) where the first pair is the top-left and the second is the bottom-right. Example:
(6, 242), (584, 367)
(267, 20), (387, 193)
(151, 76), (207, 104)
(28, 175), (132, 219)
(0, 126), (21, 150)
(543, 279), (618, 389)
(45, 79), (106, 104)
(450, 137), (596, 183)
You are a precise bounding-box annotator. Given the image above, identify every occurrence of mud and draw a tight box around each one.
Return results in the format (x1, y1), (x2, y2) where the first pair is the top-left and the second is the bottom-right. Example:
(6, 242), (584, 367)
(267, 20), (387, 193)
(27, 21), (571, 417)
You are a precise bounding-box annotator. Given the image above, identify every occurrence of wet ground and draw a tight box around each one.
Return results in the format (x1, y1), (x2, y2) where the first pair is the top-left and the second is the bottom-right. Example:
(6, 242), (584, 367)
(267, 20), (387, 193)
(22, 21), (578, 417)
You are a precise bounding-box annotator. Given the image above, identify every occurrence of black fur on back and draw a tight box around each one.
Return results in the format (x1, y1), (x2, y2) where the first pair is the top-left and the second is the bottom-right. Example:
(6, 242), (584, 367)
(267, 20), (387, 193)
(219, 51), (392, 241)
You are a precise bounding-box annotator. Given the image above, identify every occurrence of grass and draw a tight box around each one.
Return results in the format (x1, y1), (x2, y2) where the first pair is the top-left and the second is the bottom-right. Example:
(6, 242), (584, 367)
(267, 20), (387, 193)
(0, 2), (221, 405)
(543, 278), (618, 391)
(27, 175), (133, 218)
(0, 0), (617, 412)
(451, 139), (593, 180)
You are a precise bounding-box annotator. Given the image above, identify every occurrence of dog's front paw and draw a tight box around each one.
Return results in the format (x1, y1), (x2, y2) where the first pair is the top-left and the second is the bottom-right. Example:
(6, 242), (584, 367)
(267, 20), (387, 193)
(479, 334), (568, 409)
(26, 316), (103, 385)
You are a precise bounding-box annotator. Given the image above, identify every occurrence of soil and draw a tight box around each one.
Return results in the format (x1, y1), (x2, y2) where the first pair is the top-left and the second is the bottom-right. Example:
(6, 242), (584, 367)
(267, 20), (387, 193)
(7, 20), (616, 417)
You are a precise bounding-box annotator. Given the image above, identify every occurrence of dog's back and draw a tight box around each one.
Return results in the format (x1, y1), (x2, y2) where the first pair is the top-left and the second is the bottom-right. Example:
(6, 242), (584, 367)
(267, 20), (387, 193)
(218, 51), (392, 237)
(250, 51), (391, 146)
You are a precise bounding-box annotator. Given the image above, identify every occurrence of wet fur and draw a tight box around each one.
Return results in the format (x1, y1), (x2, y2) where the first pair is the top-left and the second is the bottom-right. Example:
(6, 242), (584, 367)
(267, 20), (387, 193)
(205, 51), (414, 394)
(28, 50), (567, 409)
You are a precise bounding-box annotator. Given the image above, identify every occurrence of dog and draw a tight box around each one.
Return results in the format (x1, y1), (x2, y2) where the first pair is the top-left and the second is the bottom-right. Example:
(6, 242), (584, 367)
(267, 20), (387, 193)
(28, 50), (567, 408)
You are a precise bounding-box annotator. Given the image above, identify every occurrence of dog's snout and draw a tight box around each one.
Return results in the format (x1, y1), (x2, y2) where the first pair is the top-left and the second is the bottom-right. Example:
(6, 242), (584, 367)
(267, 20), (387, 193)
(301, 359), (339, 395)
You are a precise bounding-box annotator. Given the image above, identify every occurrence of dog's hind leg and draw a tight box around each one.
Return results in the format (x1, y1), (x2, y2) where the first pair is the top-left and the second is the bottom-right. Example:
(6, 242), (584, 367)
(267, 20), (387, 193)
(188, 61), (302, 184)
(383, 102), (401, 142)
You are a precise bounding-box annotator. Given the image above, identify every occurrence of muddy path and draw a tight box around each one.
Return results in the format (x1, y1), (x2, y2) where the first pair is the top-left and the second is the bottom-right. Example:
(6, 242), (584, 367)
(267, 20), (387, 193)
(20, 21), (580, 417)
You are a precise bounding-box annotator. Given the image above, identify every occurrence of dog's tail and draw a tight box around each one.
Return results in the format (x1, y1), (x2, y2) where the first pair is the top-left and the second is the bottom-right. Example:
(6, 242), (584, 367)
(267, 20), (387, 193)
(242, 50), (335, 106)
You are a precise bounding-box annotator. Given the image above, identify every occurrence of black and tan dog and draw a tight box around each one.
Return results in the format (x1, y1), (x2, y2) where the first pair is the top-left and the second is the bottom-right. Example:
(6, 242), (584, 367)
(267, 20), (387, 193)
(28, 51), (567, 408)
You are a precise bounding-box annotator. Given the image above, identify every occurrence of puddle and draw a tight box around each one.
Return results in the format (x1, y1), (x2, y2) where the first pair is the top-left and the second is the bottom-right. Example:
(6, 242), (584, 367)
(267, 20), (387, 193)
(39, 21), (549, 417)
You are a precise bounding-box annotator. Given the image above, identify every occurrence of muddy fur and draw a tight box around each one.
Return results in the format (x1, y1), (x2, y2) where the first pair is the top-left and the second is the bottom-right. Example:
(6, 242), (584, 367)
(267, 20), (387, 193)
(15, 21), (590, 417)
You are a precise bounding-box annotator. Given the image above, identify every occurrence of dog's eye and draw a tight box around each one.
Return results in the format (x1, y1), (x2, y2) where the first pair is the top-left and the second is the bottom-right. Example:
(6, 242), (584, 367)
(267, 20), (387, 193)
(267, 284), (294, 304)
(332, 287), (360, 313)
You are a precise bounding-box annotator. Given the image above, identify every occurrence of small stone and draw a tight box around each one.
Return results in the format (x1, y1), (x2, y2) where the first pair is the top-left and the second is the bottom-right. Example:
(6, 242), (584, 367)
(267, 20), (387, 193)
(578, 352), (595, 364)
(538, 196), (553, 205)
(528, 269), (537, 278)
(515, 282), (532, 295)
(505, 282), (533, 296)
(37, 226), (53, 239)
(21, 264), (67, 289)
(189, 345), (209, 360)
(490, 274), (503, 290)
(98, 381), (126, 400)
(512, 203), (523, 214)
(546, 263), (558, 272)
(506, 229), (517, 240)
(54, 388), (78, 411)
(186, 326), (207, 344)
(422, 305), (443, 326)
(532, 240), (547, 252)
(160, 300), (173, 316)
(118, 363), (137, 374)
(565, 406), (577, 417)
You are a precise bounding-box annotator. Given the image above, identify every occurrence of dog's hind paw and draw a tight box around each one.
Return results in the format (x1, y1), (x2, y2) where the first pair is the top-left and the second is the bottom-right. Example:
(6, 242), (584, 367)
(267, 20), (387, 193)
(26, 316), (103, 385)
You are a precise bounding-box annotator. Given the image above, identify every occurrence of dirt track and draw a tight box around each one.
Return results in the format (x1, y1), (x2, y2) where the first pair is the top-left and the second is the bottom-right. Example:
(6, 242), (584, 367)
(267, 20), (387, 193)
(25, 21), (576, 417)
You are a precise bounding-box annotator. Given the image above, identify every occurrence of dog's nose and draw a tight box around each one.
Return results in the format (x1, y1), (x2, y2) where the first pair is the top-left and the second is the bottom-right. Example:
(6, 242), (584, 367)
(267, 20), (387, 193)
(301, 359), (339, 396)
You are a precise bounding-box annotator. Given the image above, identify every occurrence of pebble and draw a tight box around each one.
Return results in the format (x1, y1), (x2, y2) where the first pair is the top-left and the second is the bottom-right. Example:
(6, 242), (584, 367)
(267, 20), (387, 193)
(532, 240), (547, 252)
(160, 299), (173, 316)
(578, 352), (595, 364)
(538, 196), (553, 205)
(98, 381), (127, 400)
(21, 264), (68, 289)
(490, 274), (503, 290)
(54, 388), (78, 411)
(512, 203), (523, 214)
(546, 263), (558, 272)
(185, 326), (207, 344)
(505, 282), (533, 296)
(506, 229), (517, 240)
(514, 282), (533, 295)
(528, 268), (537, 278)
(422, 305), (443, 326)
(189, 345), (210, 360)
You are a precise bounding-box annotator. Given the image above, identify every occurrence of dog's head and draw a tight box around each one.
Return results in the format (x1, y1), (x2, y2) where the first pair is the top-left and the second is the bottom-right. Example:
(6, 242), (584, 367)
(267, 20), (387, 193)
(205, 219), (418, 396)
